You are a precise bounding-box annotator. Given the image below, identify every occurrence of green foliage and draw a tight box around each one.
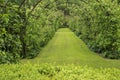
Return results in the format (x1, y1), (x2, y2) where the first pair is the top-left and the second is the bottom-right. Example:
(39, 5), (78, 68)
(69, 0), (120, 59)
(0, 63), (120, 80)
(25, 5), (62, 58)
(0, 0), (62, 63)
(0, 2), (21, 63)
(26, 28), (120, 69)
(1, 0), (120, 64)
(0, 51), (20, 64)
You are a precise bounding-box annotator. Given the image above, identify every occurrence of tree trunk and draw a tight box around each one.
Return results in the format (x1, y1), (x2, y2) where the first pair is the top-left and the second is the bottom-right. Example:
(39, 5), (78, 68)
(19, 10), (27, 58)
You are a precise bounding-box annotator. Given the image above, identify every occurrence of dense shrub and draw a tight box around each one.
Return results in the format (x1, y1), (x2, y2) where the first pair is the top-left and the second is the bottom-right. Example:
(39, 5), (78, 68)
(0, 63), (120, 80)
(0, 0), (62, 63)
(0, 51), (19, 64)
(69, 0), (120, 59)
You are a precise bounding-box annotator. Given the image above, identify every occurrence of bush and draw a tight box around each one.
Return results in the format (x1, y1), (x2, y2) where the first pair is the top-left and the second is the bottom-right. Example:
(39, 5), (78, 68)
(0, 63), (120, 80)
(0, 0), (61, 62)
(69, 0), (120, 59)
(0, 51), (20, 64)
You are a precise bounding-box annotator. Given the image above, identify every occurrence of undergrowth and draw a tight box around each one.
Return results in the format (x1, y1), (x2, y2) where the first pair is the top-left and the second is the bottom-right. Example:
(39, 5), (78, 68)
(0, 63), (120, 80)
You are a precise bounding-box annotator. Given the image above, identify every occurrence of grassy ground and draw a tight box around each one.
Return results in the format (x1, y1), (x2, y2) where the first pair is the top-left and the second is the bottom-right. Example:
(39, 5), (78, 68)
(2, 28), (119, 80)
(22, 28), (120, 69)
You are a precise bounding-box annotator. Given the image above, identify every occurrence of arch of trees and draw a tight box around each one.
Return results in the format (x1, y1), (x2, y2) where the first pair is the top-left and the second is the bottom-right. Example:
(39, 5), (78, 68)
(68, 0), (120, 59)
(0, 0), (120, 63)
(0, 0), (64, 63)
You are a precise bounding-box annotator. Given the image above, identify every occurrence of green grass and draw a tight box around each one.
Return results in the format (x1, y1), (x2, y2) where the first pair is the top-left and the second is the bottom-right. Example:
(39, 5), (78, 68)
(1, 28), (120, 80)
(22, 28), (120, 69)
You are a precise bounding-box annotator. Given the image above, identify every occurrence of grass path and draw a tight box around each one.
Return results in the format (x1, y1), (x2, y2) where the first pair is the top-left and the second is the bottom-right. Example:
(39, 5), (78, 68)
(23, 28), (120, 68)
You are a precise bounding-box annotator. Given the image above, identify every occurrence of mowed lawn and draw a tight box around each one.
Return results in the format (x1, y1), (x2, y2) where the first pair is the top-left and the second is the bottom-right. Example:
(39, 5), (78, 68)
(23, 28), (120, 69)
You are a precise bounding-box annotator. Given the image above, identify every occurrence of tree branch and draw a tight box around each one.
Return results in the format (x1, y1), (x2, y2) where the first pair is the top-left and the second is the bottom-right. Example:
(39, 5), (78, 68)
(80, 0), (88, 4)
(44, 1), (58, 10)
(18, 0), (26, 10)
(28, 0), (43, 16)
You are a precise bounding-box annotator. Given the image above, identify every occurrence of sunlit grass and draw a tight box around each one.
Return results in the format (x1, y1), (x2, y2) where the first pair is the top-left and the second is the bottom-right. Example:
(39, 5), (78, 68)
(22, 28), (120, 69)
